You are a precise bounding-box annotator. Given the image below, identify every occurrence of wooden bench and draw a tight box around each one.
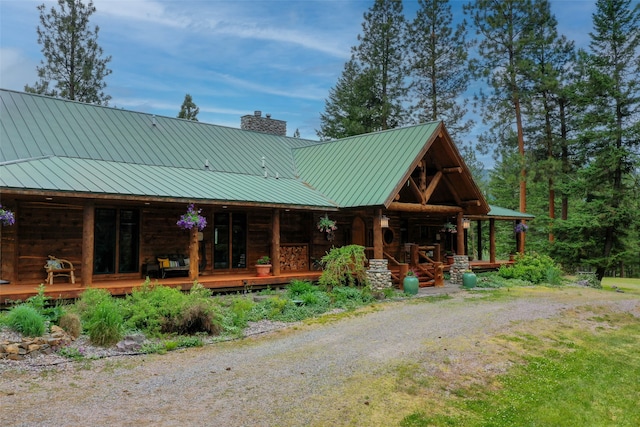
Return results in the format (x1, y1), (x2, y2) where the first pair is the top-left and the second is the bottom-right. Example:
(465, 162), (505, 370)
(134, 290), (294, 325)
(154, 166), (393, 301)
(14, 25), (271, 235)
(156, 255), (190, 278)
(44, 255), (76, 285)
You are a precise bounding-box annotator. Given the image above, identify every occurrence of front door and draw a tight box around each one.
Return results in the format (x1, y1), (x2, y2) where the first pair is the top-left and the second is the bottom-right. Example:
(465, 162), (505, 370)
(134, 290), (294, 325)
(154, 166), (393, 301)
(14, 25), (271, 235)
(213, 212), (247, 270)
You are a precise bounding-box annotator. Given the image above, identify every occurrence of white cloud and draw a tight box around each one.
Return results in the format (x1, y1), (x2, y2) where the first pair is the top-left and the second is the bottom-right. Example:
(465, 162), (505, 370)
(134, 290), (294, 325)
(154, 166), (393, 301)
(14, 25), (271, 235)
(0, 48), (38, 90)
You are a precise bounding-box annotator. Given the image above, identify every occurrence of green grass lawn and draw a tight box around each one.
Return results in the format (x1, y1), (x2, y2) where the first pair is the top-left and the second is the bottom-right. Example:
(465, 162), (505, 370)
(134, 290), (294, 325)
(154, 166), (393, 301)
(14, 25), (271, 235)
(397, 284), (640, 427)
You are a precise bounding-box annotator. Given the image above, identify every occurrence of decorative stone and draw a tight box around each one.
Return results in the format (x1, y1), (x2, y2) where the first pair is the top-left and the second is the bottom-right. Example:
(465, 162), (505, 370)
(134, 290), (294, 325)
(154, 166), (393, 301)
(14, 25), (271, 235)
(449, 255), (470, 285)
(367, 259), (392, 290)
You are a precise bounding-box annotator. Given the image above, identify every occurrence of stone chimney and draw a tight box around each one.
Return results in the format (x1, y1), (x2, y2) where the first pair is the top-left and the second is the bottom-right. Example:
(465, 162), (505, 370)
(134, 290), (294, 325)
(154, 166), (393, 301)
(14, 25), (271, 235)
(240, 110), (287, 136)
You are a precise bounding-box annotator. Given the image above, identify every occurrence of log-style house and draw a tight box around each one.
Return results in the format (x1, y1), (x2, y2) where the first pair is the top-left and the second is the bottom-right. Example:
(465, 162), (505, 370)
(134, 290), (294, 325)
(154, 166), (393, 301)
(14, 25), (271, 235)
(0, 89), (530, 302)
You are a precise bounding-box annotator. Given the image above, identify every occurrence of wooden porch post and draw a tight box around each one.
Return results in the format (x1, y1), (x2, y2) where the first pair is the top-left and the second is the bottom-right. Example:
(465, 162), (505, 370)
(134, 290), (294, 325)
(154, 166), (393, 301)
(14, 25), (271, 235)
(271, 209), (280, 276)
(189, 227), (199, 281)
(489, 218), (496, 263)
(456, 212), (465, 255)
(82, 202), (94, 286)
(373, 208), (383, 259)
(476, 221), (483, 261)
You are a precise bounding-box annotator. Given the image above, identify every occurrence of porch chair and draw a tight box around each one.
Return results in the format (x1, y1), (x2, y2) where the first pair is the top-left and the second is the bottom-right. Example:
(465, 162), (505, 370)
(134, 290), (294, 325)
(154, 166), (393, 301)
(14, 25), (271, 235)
(44, 255), (76, 285)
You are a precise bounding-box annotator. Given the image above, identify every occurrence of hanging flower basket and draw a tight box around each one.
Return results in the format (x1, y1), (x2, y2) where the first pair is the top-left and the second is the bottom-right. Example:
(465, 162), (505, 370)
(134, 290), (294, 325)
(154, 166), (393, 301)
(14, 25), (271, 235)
(177, 204), (207, 231)
(317, 214), (337, 233)
(0, 205), (15, 226)
(515, 223), (529, 233)
(440, 222), (457, 233)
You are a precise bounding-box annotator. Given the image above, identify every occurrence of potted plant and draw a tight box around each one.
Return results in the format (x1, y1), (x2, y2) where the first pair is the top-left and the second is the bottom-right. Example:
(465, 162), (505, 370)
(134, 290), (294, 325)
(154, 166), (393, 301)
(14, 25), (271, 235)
(445, 251), (455, 265)
(256, 255), (272, 277)
(403, 269), (419, 295)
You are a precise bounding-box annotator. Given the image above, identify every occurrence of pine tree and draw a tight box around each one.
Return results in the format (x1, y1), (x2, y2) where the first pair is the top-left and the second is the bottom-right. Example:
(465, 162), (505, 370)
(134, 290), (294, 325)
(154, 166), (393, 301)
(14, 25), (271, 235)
(24, 0), (112, 105)
(520, 0), (576, 242)
(177, 94), (199, 121)
(318, 0), (408, 139)
(560, 0), (640, 279)
(466, 0), (538, 252)
(317, 59), (383, 140)
(408, 0), (473, 139)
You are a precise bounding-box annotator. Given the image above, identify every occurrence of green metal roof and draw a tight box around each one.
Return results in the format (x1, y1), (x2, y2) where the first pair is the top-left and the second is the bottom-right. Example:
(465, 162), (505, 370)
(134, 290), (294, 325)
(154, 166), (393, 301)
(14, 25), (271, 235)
(0, 156), (335, 208)
(1, 89), (496, 214)
(466, 205), (535, 220)
(1, 89), (313, 179)
(294, 123), (441, 207)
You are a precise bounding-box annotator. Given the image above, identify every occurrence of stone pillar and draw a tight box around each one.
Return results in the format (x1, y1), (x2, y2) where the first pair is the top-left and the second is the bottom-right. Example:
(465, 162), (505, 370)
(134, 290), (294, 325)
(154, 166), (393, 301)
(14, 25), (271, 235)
(366, 259), (392, 290)
(449, 255), (470, 285)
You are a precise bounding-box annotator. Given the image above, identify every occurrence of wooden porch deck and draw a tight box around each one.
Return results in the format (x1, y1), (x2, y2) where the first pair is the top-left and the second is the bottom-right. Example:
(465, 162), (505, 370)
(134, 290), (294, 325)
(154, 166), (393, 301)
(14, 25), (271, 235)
(0, 260), (513, 305)
(0, 271), (322, 305)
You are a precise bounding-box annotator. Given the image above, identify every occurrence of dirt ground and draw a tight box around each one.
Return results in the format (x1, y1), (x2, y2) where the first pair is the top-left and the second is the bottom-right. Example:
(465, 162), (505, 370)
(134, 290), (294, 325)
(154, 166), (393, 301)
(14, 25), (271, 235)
(1, 284), (638, 427)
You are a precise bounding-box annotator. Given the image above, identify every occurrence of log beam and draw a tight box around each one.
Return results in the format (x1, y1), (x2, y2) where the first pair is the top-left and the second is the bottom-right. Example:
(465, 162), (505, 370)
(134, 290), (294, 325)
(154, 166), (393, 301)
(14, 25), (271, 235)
(408, 177), (425, 204)
(442, 166), (463, 174)
(388, 202), (463, 214)
(422, 170), (443, 204)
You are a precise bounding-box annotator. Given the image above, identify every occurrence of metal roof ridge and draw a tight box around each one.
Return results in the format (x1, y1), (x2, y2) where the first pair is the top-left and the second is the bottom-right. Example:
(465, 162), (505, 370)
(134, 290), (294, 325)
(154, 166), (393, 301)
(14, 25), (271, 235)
(0, 155), (55, 166)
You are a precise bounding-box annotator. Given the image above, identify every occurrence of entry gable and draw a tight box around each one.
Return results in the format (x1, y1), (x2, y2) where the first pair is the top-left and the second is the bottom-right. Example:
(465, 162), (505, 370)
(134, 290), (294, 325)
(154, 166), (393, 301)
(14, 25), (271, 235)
(388, 124), (489, 216)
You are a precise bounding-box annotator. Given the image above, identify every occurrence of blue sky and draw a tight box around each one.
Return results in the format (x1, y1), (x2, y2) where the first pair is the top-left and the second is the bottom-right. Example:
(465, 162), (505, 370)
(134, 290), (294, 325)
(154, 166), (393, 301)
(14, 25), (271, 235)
(1, 0), (606, 165)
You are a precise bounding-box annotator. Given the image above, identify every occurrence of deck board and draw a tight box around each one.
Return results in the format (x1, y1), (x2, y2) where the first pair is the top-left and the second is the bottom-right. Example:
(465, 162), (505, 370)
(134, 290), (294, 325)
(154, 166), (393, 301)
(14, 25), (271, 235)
(0, 271), (322, 304)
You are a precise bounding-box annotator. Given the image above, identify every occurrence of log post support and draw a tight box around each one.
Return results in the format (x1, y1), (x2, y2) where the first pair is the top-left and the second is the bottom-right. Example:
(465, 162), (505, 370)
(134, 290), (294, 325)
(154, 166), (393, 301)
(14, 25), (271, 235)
(271, 209), (280, 276)
(489, 219), (496, 263)
(189, 227), (199, 281)
(82, 201), (94, 286)
(456, 212), (465, 255)
(373, 208), (383, 259)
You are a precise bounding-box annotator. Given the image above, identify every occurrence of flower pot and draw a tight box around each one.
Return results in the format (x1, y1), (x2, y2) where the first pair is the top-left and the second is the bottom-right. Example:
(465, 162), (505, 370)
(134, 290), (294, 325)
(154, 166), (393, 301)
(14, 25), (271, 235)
(256, 264), (272, 277)
(462, 271), (477, 289)
(403, 276), (419, 295)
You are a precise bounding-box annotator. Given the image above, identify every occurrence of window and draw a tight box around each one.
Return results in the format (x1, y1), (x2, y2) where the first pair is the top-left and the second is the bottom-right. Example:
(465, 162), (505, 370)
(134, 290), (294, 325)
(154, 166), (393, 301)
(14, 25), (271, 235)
(94, 208), (139, 274)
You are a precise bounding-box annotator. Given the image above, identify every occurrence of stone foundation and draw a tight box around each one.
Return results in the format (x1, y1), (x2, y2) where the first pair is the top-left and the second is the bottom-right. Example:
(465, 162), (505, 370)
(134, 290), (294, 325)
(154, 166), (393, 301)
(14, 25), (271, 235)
(367, 259), (392, 290)
(449, 255), (470, 285)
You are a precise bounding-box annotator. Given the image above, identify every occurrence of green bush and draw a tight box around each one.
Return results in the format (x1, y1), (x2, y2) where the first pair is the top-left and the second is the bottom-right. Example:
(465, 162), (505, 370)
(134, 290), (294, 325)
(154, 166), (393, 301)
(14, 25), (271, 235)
(123, 282), (186, 336)
(319, 245), (368, 288)
(330, 286), (374, 309)
(6, 304), (46, 337)
(498, 253), (562, 284)
(75, 288), (114, 324)
(23, 284), (65, 324)
(86, 300), (123, 346)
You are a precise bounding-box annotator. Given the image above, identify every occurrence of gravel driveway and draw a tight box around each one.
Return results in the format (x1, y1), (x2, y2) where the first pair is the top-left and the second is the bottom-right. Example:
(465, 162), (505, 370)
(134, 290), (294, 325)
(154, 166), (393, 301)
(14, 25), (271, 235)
(2, 285), (638, 426)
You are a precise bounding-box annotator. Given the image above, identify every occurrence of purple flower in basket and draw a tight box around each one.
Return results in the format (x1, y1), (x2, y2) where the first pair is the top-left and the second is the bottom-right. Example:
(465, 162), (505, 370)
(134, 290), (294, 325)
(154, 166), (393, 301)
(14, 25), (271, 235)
(0, 205), (15, 226)
(515, 223), (529, 233)
(177, 204), (207, 231)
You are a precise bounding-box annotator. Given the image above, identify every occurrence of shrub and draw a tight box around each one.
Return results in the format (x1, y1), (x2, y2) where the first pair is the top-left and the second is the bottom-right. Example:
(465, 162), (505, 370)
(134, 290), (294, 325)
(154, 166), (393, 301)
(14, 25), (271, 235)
(319, 245), (368, 288)
(287, 280), (316, 298)
(86, 300), (123, 346)
(75, 288), (114, 324)
(161, 301), (222, 335)
(6, 304), (46, 337)
(498, 253), (562, 284)
(24, 284), (65, 323)
(331, 286), (374, 309)
(58, 312), (82, 338)
(122, 282), (186, 336)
